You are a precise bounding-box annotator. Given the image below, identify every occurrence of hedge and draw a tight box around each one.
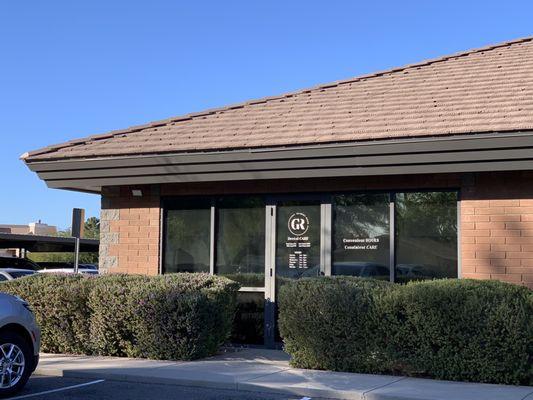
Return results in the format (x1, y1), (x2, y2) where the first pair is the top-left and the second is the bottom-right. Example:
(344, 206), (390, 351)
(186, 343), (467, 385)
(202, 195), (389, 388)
(377, 279), (533, 385)
(1, 273), (239, 360)
(87, 274), (149, 357)
(278, 276), (392, 373)
(88, 273), (239, 360)
(279, 277), (532, 385)
(0, 273), (94, 354)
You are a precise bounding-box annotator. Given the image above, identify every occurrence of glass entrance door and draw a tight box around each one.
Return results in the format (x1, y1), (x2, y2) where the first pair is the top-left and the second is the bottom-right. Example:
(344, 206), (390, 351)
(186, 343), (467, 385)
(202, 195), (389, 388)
(276, 200), (322, 281)
(264, 198), (322, 346)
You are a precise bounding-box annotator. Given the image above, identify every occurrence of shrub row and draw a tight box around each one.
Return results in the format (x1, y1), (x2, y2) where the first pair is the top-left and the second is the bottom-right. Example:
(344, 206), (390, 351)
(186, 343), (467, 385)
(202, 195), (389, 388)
(278, 277), (532, 385)
(1, 273), (240, 360)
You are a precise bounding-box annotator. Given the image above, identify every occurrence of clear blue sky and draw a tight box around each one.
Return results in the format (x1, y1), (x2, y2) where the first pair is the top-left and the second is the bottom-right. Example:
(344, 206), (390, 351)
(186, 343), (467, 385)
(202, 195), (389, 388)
(0, 1), (531, 229)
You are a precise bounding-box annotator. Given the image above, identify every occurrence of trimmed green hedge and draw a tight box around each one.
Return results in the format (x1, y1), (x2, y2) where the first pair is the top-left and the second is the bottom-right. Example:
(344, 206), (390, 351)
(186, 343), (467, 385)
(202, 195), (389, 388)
(279, 277), (392, 373)
(378, 279), (533, 385)
(89, 273), (239, 360)
(88, 274), (149, 357)
(279, 277), (532, 385)
(0, 273), (94, 354)
(1, 273), (239, 360)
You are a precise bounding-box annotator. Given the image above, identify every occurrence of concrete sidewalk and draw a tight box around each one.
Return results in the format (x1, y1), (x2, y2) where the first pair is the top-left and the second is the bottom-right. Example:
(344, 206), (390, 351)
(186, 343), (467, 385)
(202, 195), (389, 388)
(36, 349), (533, 400)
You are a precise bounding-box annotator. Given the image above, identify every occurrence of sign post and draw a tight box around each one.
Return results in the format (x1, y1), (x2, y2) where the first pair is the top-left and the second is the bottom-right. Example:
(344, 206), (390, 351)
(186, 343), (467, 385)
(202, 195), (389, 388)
(71, 208), (85, 274)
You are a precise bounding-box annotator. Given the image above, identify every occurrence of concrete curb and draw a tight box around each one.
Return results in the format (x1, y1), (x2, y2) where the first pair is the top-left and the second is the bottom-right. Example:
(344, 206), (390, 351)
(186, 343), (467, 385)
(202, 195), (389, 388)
(36, 366), (370, 399)
(35, 354), (533, 400)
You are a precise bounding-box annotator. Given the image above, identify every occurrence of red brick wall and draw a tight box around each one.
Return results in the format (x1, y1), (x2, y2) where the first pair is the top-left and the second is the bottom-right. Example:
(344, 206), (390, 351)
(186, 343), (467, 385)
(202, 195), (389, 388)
(461, 172), (533, 288)
(100, 185), (160, 275)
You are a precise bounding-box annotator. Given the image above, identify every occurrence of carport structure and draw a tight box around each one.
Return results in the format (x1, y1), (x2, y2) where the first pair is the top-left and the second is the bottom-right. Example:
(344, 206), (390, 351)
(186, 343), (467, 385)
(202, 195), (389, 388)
(0, 232), (99, 254)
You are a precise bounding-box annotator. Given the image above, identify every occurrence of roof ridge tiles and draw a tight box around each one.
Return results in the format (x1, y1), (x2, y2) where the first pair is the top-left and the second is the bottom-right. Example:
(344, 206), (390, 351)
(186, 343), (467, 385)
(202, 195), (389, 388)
(21, 35), (533, 160)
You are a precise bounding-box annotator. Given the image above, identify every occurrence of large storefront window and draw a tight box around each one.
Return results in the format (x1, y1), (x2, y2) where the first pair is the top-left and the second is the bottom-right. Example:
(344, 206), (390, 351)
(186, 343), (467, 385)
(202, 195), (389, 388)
(332, 194), (390, 280)
(163, 199), (211, 273)
(215, 197), (265, 287)
(164, 191), (458, 280)
(395, 192), (458, 283)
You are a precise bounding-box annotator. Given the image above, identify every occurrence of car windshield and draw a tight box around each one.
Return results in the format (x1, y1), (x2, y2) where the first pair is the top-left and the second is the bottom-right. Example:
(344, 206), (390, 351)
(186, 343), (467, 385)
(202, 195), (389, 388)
(0, 258), (39, 270)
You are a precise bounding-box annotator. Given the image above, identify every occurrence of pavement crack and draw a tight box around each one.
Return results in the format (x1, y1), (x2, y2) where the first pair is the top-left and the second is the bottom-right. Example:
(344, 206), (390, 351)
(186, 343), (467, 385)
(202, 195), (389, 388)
(238, 367), (293, 384)
(361, 377), (408, 400)
(520, 390), (533, 400)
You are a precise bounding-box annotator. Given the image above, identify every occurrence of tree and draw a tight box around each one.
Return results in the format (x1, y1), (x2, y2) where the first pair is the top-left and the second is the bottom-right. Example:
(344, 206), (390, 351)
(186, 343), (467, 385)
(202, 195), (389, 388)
(83, 217), (100, 239)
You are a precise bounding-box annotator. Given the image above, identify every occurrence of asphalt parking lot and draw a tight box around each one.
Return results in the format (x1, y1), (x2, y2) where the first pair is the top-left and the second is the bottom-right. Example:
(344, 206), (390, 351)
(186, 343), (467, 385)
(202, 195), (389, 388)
(9, 375), (314, 400)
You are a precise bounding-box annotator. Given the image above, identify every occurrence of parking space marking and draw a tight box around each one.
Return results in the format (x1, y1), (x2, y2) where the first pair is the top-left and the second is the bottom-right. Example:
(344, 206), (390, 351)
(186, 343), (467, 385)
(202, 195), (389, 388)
(9, 379), (105, 399)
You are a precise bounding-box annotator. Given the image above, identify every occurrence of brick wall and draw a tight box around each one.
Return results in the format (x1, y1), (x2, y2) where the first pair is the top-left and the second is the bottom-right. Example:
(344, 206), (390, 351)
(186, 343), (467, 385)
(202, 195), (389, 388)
(461, 172), (533, 288)
(100, 185), (160, 275)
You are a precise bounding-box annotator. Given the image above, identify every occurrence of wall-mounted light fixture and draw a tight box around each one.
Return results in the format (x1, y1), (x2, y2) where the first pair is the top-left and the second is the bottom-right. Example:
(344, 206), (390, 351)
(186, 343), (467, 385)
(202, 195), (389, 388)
(132, 189), (143, 197)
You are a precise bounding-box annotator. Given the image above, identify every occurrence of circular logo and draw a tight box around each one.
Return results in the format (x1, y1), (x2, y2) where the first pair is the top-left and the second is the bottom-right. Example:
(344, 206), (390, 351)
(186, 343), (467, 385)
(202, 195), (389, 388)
(288, 212), (309, 236)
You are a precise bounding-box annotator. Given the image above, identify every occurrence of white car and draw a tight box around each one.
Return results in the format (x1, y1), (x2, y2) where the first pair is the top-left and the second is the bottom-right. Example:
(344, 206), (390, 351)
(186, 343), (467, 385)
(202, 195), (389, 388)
(37, 268), (98, 275)
(0, 293), (40, 397)
(0, 269), (36, 282)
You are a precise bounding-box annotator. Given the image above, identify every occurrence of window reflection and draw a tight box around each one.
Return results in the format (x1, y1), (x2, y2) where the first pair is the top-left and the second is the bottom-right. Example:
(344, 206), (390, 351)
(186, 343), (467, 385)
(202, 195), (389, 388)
(231, 291), (264, 345)
(332, 194), (390, 280)
(163, 199), (211, 273)
(215, 197), (265, 287)
(395, 192), (458, 282)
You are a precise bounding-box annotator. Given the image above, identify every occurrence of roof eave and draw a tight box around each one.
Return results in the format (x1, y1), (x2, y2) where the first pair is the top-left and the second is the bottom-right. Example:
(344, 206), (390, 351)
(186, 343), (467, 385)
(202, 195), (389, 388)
(23, 131), (533, 195)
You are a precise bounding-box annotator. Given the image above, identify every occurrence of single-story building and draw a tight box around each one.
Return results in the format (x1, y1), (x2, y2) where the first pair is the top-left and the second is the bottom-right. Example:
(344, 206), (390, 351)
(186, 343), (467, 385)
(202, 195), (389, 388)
(21, 37), (533, 346)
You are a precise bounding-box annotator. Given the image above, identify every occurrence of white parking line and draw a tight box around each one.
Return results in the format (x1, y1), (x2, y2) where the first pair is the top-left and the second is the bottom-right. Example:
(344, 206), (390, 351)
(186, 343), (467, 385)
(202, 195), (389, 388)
(8, 379), (105, 399)
(300, 397), (312, 400)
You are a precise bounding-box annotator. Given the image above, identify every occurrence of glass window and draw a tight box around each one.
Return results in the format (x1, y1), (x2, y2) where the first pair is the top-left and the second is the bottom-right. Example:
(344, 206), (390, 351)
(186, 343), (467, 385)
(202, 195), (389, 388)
(163, 199), (211, 273)
(231, 291), (264, 345)
(395, 192), (458, 283)
(215, 197), (265, 287)
(332, 193), (390, 280)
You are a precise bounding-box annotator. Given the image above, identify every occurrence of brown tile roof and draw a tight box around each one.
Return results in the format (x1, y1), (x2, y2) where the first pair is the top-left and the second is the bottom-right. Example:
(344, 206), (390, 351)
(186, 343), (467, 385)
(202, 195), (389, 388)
(23, 36), (533, 162)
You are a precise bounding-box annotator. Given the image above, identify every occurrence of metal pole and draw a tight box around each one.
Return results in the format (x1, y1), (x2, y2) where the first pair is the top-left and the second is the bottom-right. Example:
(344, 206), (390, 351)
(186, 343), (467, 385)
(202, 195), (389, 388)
(74, 237), (80, 273)
(71, 208), (85, 274)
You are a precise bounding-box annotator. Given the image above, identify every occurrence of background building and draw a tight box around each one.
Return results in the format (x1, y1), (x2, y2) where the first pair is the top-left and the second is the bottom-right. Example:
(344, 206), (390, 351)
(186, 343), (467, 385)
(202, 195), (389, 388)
(0, 221), (57, 256)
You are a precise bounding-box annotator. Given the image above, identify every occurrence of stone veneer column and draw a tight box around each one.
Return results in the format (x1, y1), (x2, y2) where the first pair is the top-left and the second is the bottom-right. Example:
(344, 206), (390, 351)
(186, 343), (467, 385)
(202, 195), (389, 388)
(99, 185), (161, 275)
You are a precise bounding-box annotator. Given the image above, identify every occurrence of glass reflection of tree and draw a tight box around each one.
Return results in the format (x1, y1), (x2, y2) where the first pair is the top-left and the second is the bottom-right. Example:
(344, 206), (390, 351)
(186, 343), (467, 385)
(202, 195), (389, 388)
(395, 192), (457, 282)
(216, 197), (265, 286)
(333, 194), (390, 270)
(166, 209), (210, 272)
(334, 194), (389, 238)
(396, 192), (457, 241)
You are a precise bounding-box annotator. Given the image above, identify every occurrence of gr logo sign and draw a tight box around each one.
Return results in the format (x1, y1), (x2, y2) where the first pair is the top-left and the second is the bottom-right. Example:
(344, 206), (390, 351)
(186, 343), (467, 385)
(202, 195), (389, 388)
(288, 212), (309, 236)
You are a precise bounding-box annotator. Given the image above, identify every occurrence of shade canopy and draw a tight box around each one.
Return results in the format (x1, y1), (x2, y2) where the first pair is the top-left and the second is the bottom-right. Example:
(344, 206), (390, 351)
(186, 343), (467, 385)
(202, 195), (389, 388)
(0, 233), (99, 252)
